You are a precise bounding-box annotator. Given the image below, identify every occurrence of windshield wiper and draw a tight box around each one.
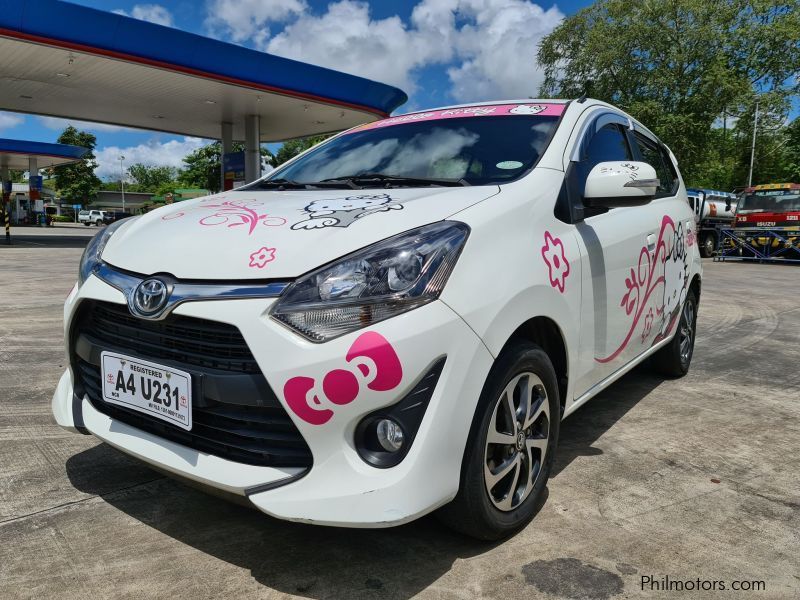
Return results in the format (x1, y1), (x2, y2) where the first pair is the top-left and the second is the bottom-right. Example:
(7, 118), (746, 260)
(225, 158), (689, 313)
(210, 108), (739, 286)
(319, 173), (470, 188)
(252, 178), (311, 190)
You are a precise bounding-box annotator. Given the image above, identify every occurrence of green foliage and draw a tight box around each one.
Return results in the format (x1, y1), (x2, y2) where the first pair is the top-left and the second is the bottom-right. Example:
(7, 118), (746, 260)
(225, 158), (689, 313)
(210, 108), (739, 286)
(179, 142), (274, 192)
(537, 0), (800, 186)
(127, 163), (178, 193)
(273, 135), (331, 167)
(51, 215), (72, 222)
(53, 126), (102, 203)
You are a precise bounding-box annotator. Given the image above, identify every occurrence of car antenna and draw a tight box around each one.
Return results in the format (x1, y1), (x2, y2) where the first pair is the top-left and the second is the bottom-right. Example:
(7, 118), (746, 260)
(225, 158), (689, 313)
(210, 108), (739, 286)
(577, 80), (593, 103)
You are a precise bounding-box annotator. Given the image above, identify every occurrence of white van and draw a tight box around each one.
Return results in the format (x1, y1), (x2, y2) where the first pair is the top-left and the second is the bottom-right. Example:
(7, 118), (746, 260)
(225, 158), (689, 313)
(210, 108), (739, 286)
(53, 99), (701, 539)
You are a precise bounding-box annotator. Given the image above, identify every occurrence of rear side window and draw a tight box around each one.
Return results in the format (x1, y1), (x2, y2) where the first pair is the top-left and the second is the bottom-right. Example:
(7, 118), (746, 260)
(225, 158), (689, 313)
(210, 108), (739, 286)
(576, 123), (632, 193)
(633, 133), (677, 197)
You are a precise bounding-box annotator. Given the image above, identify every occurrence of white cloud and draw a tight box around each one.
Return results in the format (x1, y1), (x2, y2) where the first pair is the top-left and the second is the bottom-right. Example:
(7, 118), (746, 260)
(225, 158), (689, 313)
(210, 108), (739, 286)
(37, 116), (134, 133)
(205, 0), (307, 46)
(0, 111), (24, 131)
(114, 4), (174, 27)
(446, 0), (564, 102)
(95, 137), (207, 179)
(255, 0), (562, 102)
(266, 1), (441, 93)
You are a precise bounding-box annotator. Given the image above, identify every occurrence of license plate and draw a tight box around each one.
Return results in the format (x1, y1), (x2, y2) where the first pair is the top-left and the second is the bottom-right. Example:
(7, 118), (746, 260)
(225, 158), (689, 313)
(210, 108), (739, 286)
(100, 351), (192, 430)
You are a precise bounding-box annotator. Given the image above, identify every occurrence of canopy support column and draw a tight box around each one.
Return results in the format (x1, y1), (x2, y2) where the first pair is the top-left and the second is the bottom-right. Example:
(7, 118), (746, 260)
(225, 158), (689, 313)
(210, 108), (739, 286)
(1, 166), (10, 244)
(244, 115), (261, 184)
(29, 157), (42, 227)
(220, 121), (232, 192)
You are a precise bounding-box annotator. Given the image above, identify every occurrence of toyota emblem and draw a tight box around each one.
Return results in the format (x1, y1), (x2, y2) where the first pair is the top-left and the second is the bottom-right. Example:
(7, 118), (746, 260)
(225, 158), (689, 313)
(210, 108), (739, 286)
(132, 278), (169, 317)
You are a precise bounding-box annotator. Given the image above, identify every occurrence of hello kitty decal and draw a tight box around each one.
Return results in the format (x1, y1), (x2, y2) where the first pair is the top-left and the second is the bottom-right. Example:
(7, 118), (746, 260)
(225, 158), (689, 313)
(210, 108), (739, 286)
(509, 104), (546, 115)
(596, 215), (690, 363)
(291, 193), (403, 230)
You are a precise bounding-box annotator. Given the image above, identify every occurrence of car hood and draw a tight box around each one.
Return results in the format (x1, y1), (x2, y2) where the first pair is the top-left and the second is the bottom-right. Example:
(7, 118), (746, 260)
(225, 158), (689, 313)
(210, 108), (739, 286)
(101, 186), (500, 279)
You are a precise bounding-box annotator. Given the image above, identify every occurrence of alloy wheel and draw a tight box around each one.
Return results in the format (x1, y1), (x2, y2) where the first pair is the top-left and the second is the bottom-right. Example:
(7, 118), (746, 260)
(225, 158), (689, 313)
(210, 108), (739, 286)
(679, 299), (695, 364)
(484, 372), (550, 511)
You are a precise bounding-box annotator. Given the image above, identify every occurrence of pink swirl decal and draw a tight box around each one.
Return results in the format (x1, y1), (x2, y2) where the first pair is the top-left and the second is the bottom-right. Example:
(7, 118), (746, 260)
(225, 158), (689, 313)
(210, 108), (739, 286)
(541, 231), (570, 293)
(596, 215), (689, 363)
(199, 199), (287, 234)
(283, 331), (403, 425)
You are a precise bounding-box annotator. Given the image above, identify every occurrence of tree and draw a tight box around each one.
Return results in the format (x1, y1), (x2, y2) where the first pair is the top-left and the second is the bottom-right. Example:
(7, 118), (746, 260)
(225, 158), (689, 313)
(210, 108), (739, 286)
(179, 142), (274, 192)
(53, 126), (101, 204)
(127, 163), (177, 193)
(537, 0), (800, 183)
(273, 135), (330, 167)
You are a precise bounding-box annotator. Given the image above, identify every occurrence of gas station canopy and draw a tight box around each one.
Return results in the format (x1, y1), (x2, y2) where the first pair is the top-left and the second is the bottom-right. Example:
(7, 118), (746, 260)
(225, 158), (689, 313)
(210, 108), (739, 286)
(0, 137), (88, 170)
(0, 0), (408, 141)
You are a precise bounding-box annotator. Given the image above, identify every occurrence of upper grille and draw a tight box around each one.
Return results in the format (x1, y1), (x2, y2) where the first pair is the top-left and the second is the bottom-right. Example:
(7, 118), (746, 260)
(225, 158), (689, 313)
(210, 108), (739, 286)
(84, 301), (260, 373)
(71, 301), (312, 468)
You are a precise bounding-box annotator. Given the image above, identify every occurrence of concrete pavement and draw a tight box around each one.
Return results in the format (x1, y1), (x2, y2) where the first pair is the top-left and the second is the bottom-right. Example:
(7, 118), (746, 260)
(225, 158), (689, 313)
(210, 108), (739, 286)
(1, 232), (798, 599)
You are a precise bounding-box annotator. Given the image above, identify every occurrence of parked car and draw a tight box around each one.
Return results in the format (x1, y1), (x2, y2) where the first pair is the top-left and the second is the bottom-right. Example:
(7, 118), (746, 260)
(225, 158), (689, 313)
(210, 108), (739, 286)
(77, 209), (108, 226)
(104, 211), (133, 224)
(53, 99), (701, 539)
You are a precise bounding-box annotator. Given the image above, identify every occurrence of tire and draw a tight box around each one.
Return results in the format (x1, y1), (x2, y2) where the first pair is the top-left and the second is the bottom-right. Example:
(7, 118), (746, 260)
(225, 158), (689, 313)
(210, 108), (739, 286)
(437, 341), (560, 540)
(652, 288), (698, 378)
(699, 232), (715, 258)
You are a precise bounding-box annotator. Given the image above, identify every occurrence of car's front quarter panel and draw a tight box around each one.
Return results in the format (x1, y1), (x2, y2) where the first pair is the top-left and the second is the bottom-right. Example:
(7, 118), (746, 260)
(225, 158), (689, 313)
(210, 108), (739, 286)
(442, 170), (583, 406)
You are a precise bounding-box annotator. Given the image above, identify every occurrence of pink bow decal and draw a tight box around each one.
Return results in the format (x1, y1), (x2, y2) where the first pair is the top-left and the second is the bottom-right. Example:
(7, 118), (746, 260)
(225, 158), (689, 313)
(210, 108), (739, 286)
(284, 331), (403, 425)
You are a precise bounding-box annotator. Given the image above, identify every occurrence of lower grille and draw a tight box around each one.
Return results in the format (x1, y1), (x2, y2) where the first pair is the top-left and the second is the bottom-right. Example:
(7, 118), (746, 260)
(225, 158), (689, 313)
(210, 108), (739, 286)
(71, 301), (312, 468)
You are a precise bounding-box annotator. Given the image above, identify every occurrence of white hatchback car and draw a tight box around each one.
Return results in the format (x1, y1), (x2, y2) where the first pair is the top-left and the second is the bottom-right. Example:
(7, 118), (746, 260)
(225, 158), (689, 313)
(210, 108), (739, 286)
(53, 99), (701, 539)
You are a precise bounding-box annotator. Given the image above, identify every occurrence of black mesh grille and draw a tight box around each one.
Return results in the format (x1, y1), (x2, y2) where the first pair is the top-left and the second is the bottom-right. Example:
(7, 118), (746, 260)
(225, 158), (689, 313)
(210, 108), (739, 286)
(83, 301), (260, 373)
(71, 301), (312, 468)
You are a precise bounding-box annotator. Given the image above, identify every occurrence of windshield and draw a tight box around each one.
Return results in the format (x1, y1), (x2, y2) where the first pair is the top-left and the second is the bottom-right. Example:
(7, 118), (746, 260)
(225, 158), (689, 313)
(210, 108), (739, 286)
(738, 190), (800, 213)
(252, 106), (563, 188)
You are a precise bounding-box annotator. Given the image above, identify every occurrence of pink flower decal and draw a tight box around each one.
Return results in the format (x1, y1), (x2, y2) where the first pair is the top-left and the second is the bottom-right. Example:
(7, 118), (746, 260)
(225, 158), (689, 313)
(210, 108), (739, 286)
(249, 246), (276, 269)
(199, 199), (286, 235)
(541, 231), (571, 293)
(283, 331), (403, 425)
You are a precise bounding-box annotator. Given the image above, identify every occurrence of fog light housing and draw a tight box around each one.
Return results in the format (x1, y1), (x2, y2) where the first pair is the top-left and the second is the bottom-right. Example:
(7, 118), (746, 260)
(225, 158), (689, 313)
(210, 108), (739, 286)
(376, 419), (404, 452)
(354, 358), (445, 468)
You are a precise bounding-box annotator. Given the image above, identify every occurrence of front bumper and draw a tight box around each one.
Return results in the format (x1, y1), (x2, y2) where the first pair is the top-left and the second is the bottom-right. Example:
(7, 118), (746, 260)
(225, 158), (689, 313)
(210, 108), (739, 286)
(53, 274), (494, 527)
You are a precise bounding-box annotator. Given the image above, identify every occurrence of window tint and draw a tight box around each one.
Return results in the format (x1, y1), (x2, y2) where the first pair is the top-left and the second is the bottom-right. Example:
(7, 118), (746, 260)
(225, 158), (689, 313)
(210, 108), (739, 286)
(633, 132), (677, 197)
(577, 123), (632, 192)
(256, 115), (561, 187)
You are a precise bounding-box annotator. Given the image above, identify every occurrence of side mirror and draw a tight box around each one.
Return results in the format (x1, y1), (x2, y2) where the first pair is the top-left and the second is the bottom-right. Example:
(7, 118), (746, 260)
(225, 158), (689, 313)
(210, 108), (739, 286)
(583, 161), (659, 208)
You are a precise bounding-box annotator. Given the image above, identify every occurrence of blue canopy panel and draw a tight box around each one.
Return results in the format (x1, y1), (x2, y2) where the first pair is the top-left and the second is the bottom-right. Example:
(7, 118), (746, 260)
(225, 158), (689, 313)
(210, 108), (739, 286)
(0, 138), (89, 170)
(0, 0), (407, 121)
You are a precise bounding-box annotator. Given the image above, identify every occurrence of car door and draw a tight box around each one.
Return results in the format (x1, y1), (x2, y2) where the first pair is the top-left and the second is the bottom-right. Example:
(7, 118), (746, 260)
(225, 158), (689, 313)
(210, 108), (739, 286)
(628, 130), (689, 351)
(564, 111), (676, 397)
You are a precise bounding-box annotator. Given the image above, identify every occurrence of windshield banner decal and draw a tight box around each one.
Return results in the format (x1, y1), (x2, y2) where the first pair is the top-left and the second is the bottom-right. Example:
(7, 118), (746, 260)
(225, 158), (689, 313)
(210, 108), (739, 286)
(350, 103), (566, 133)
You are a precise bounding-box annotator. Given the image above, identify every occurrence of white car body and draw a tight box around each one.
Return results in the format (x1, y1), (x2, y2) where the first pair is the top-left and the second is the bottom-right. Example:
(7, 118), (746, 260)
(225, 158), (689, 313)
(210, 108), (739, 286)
(53, 99), (701, 529)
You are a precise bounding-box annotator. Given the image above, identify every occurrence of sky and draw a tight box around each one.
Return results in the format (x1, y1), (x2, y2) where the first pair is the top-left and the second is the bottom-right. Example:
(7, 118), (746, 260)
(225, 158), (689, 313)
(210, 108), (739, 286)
(0, 0), (595, 179)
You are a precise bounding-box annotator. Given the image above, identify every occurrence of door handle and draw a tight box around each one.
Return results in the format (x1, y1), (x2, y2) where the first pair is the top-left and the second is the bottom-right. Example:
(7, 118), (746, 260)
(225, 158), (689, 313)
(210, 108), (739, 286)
(646, 234), (657, 252)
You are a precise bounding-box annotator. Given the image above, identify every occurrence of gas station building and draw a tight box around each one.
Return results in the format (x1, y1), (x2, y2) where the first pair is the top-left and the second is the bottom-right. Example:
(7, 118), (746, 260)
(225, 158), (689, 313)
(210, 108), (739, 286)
(0, 0), (406, 194)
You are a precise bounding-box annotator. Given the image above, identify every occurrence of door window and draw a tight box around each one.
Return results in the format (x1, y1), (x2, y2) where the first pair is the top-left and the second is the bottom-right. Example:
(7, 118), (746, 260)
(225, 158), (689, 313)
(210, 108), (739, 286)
(632, 133), (677, 197)
(576, 123), (633, 194)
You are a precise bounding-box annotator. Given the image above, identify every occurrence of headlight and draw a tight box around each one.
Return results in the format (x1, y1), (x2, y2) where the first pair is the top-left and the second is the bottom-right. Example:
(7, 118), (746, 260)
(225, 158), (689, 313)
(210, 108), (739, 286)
(271, 221), (470, 342)
(78, 218), (134, 286)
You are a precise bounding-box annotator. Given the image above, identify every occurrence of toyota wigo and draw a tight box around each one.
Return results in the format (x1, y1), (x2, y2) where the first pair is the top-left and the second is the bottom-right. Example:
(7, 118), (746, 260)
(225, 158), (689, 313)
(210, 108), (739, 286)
(53, 99), (701, 539)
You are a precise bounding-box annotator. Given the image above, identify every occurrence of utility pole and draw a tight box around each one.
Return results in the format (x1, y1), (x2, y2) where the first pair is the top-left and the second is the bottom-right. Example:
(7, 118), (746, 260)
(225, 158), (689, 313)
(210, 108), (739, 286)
(747, 101), (760, 188)
(119, 155), (126, 214)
